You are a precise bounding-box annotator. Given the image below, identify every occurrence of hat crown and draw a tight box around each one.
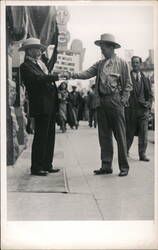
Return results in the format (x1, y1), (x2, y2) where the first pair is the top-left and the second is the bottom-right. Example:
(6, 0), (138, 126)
(100, 33), (116, 43)
(19, 37), (46, 51)
(22, 38), (41, 47)
(94, 33), (121, 49)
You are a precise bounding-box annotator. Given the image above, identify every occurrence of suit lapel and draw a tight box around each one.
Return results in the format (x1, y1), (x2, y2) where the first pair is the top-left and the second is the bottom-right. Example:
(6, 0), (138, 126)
(25, 59), (45, 75)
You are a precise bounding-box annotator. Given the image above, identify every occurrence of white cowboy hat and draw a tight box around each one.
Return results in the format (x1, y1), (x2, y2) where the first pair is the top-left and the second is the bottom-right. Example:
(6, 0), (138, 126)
(19, 38), (46, 51)
(94, 33), (121, 49)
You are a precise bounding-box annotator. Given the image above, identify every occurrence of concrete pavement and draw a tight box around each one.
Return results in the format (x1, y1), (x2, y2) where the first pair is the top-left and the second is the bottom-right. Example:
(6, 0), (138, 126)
(7, 121), (154, 220)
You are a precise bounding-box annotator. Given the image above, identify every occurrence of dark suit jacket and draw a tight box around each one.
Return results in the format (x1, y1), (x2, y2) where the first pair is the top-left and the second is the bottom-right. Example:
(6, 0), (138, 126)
(20, 59), (59, 117)
(125, 71), (154, 136)
(129, 71), (153, 110)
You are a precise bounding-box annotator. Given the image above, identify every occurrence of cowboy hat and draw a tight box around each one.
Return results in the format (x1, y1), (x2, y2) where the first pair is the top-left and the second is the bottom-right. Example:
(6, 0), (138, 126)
(94, 33), (121, 49)
(19, 38), (46, 51)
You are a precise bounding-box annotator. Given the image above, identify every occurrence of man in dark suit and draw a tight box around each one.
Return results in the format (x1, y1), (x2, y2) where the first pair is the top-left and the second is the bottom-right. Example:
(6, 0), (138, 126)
(125, 56), (153, 161)
(19, 38), (61, 176)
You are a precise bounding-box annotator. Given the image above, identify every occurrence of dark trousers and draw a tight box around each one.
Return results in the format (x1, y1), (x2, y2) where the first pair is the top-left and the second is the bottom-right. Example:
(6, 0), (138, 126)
(70, 106), (79, 127)
(126, 109), (149, 158)
(74, 106), (79, 123)
(31, 114), (56, 172)
(97, 95), (129, 172)
(89, 108), (97, 127)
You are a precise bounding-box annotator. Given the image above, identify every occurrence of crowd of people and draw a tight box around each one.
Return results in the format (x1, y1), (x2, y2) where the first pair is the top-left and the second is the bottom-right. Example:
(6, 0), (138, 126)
(56, 82), (97, 133)
(20, 34), (153, 177)
(24, 81), (98, 134)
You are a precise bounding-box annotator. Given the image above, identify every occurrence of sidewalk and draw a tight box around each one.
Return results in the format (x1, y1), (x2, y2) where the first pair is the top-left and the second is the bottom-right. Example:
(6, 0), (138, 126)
(7, 121), (154, 220)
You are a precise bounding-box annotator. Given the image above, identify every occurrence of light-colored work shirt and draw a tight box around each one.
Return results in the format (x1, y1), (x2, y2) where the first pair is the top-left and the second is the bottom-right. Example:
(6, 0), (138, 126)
(99, 54), (122, 95)
(72, 54), (132, 107)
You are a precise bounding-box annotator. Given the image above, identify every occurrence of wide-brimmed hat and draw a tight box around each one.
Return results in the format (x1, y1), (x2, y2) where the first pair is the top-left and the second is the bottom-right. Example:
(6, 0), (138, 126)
(94, 33), (121, 49)
(19, 38), (46, 51)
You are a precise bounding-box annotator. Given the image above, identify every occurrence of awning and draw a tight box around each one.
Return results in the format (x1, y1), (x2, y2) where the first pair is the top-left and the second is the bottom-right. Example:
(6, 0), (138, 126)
(6, 6), (59, 71)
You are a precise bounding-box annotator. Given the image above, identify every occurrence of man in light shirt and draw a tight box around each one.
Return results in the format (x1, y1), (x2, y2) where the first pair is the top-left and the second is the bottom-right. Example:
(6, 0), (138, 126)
(63, 33), (133, 177)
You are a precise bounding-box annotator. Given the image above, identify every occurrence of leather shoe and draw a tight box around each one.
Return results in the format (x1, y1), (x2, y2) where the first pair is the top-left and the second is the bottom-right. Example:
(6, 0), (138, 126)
(94, 168), (113, 175)
(31, 170), (48, 176)
(47, 168), (60, 173)
(139, 157), (150, 162)
(118, 171), (128, 177)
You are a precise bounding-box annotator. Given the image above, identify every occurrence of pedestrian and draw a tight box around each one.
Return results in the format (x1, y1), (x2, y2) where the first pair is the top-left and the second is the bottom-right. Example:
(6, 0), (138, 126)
(77, 90), (85, 122)
(68, 85), (81, 129)
(58, 81), (69, 133)
(125, 56), (153, 161)
(87, 84), (97, 128)
(83, 92), (89, 121)
(63, 33), (133, 176)
(19, 38), (61, 176)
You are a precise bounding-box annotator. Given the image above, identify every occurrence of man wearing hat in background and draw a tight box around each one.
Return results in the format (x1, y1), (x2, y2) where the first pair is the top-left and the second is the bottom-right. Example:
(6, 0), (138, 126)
(63, 33), (133, 177)
(19, 38), (61, 176)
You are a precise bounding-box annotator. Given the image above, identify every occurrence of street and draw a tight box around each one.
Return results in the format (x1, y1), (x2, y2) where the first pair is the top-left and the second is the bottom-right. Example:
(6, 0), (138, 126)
(7, 121), (154, 220)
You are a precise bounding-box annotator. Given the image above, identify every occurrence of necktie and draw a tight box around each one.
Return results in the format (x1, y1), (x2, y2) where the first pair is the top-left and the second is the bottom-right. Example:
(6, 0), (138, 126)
(136, 73), (139, 82)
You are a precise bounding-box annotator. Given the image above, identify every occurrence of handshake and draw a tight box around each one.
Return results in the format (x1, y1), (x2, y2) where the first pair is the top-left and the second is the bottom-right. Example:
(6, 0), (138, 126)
(59, 71), (73, 80)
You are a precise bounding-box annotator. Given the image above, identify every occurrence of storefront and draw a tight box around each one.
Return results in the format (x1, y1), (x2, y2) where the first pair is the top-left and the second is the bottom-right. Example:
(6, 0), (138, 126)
(6, 6), (58, 165)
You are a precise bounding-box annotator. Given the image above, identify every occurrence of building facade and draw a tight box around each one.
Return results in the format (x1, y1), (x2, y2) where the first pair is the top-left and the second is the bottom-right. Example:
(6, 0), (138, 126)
(53, 6), (85, 76)
(6, 6), (58, 165)
(54, 49), (82, 73)
(141, 49), (154, 82)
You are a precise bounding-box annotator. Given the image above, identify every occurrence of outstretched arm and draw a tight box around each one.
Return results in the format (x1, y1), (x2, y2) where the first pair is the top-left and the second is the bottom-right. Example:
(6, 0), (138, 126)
(20, 63), (59, 87)
(61, 61), (100, 80)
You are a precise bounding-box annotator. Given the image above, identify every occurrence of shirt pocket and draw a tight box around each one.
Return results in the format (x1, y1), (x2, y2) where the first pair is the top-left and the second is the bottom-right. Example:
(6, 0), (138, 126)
(107, 73), (120, 91)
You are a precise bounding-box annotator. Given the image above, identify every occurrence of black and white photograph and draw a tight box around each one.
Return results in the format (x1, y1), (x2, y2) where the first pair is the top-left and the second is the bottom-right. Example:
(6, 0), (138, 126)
(1, 0), (158, 249)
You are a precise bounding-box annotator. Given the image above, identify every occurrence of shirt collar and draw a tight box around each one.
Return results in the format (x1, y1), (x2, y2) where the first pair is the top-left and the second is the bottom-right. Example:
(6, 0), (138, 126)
(104, 53), (116, 65)
(132, 71), (141, 76)
(132, 71), (141, 81)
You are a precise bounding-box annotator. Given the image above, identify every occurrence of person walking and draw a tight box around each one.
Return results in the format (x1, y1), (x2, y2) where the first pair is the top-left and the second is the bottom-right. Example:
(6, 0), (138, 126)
(57, 81), (69, 133)
(63, 33), (133, 177)
(88, 84), (97, 128)
(125, 56), (153, 161)
(68, 85), (81, 129)
(83, 92), (89, 121)
(19, 38), (61, 176)
(77, 91), (85, 122)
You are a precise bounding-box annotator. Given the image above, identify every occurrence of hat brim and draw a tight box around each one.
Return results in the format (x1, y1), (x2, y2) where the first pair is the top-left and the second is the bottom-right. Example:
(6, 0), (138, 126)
(19, 44), (46, 51)
(94, 40), (121, 49)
